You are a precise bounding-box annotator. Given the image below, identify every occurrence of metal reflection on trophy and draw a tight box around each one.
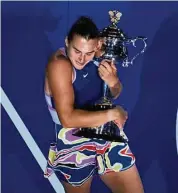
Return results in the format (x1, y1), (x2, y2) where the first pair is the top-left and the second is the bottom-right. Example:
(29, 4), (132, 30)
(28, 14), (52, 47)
(73, 10), (147, 143)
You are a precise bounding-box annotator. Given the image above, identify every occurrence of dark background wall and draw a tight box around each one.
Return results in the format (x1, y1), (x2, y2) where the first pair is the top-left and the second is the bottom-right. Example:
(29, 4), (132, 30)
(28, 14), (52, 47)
(1, 1), (178, 193)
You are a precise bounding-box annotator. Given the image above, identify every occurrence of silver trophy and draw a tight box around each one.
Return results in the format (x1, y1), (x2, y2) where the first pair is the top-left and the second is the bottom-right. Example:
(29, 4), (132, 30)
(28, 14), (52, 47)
(73, 10), (147, 143)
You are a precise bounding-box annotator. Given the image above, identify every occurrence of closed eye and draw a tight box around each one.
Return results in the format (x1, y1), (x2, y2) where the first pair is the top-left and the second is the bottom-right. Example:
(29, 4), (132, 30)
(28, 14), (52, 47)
(74, 50), (80, 54)
(86, 53), (93, 56)
(73, 46), (94, 56)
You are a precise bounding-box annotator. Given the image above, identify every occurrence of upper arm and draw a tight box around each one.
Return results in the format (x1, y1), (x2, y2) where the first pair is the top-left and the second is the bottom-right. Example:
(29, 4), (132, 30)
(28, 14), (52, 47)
(47, 56), (75, 126)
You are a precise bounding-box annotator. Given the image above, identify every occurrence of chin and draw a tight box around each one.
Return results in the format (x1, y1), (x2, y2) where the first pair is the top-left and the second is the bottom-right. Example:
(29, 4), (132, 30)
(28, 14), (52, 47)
(75, 65), (85, 70)
(74, 62), (86, 70)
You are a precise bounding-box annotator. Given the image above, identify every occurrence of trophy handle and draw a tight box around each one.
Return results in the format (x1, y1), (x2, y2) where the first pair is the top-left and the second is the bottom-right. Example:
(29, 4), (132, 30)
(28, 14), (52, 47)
(122, 36), (147, 67)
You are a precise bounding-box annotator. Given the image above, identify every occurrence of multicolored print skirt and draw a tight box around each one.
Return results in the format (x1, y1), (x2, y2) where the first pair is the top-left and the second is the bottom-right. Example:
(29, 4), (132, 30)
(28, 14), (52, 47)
(44, 125), (135, 186)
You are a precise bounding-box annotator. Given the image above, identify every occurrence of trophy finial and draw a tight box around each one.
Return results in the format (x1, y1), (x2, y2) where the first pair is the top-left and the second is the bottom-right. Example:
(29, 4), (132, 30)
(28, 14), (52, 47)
(108, 10), (122, 27)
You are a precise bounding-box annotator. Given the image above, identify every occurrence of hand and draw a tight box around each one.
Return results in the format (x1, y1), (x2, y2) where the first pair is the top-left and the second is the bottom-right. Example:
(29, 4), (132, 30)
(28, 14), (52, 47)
(108, 106), (128, 129)
(98, 59), (119, 87)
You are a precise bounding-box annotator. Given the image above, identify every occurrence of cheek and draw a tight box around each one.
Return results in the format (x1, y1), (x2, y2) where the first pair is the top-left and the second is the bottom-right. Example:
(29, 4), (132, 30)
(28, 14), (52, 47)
(86, 54), (95, 62)
(69, 50), (77, 59)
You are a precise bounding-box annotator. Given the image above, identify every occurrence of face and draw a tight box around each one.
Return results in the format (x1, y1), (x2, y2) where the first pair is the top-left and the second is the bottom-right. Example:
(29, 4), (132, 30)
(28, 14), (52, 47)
(66, 34), (99, 70)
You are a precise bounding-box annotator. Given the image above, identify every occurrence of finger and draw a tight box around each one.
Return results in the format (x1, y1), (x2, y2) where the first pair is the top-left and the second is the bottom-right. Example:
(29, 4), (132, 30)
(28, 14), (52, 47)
(101, 59), (112, 63)
(101, 62), (113, 73)
(100, 60), (113, 70)
(110, 62), (117, 71)
(122, 113), (128, 121)
(98, 64), (109, 74)
(124, 111), (128, 118)
(98, 72), (104, 79)
(118, 107), (128, 117)
(98, 66), (105, 75)
(114, 119), (125, 128)
(114, 120), (122, 128)
(125, 113), (128, 119)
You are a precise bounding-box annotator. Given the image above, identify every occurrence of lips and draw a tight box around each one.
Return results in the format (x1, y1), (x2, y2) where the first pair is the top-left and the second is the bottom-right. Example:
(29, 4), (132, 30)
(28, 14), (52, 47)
(76, 61), (84, 66)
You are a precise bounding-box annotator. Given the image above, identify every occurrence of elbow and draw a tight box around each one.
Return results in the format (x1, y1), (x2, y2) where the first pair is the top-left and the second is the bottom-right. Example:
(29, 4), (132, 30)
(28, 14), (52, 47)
(56, 108), (75, 128)
(60, 115), (75, 128)
(60, 119), (71, 128)
(62, 123), (73, 128)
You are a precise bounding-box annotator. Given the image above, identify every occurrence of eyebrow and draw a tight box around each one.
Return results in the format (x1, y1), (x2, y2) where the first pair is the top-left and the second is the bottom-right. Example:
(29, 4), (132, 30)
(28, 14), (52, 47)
(73, 46), (95, 54)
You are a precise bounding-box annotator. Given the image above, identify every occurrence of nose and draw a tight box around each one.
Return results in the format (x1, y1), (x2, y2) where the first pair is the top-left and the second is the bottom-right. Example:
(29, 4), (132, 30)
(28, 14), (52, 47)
(78, 54), (85, 63)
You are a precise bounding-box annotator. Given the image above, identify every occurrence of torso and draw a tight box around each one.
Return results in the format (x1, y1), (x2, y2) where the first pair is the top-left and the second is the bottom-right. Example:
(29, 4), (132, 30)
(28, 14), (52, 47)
(44, 48), (103, 124)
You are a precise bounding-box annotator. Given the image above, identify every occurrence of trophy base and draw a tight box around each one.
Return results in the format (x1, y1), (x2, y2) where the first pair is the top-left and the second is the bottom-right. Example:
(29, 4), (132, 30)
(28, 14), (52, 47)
(72, 100), (128, 143)
(73, 128), (127, 143)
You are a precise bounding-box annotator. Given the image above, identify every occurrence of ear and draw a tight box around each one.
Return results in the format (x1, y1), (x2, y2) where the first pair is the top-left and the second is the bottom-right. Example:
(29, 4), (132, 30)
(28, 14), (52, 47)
(96, 39), (103, 51)
(99, 38), (104, 48)
(65, 37), (69, 47)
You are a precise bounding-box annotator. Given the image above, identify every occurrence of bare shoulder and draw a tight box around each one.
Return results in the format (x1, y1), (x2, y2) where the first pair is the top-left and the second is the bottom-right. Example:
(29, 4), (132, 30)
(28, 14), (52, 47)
(46, 51), (72, 78)
(44, 50), (73, 95)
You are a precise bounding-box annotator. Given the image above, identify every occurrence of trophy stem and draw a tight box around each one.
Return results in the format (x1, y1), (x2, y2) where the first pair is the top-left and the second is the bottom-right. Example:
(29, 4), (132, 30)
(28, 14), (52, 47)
(103, 83), (110, 99)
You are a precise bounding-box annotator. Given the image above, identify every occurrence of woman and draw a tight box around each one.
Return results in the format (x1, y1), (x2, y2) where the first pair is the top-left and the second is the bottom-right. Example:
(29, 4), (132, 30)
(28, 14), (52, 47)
(44, 16), (144, 193)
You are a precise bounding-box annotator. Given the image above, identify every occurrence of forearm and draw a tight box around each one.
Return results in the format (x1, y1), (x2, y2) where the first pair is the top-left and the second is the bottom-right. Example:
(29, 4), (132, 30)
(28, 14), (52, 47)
(109, 80), (122, 99)
(60, 109), (113, 128)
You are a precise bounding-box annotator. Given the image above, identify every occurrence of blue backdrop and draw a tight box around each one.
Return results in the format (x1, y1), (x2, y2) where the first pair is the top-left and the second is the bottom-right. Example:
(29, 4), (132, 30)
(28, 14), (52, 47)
(1, 1), (178, 193)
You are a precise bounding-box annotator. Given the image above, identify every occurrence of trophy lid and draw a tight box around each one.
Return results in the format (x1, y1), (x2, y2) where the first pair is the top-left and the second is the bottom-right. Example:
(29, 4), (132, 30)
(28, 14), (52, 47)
(99, 10), (147, 67)
(100, 10), (127, 41)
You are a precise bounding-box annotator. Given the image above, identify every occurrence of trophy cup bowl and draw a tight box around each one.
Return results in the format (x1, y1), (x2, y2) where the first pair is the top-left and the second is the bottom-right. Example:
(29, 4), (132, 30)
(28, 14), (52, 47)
(73, 10), (147, 143)
(73, 97), (127, 143)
